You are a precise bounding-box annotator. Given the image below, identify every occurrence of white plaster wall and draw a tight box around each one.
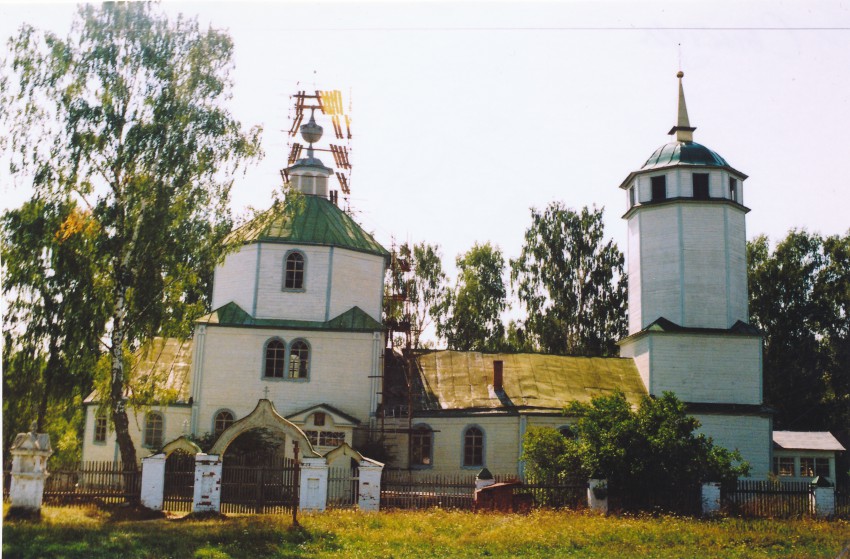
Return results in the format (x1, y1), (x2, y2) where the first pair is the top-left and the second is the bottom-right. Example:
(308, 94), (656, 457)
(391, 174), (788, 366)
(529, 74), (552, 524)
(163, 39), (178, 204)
(645, 332), (762, 404)
(211, 245), (259, 312)
(618, 337), (651, 393)
(328, 249), (384, 322)
(634, 204), (682, 328)
(694, 414), (771, 479)
(81, 404), (192, 464)
(194, 326), (376, 437)
(254, 244), (330, 321)
(682, 204), (729, 328)
(627, 215), (643, 334)
(403, 416), (521, 476)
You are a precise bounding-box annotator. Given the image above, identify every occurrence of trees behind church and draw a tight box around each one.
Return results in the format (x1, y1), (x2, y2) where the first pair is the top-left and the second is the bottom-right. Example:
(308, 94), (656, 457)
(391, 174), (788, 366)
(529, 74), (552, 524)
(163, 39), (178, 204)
(2, 3), (261, 466)
(748, 230), (850, 437)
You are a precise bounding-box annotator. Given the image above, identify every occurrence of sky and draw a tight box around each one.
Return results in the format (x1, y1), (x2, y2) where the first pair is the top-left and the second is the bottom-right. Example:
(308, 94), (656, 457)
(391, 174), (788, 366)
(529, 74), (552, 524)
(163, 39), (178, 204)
(2, 1), (849, 294)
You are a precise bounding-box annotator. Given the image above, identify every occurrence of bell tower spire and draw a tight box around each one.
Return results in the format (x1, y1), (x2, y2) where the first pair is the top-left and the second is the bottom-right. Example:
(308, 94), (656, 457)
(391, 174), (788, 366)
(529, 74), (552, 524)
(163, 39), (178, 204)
(667, 71), (696, 142)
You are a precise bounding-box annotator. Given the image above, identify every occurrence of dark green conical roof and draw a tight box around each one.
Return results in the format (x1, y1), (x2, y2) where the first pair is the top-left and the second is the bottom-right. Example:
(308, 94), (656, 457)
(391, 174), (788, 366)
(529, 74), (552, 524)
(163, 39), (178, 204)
(226, 194), (389, 258)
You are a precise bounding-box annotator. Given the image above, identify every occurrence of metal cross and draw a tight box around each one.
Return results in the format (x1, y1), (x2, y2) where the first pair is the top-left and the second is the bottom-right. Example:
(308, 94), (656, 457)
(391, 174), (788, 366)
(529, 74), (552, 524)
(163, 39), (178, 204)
(263, 386), (270, 400)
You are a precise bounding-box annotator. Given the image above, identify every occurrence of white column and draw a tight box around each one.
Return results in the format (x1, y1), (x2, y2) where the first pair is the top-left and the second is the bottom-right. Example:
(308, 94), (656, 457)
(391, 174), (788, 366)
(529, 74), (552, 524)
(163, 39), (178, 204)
(192, 454), (222, 513)
(140, 453), (167, 511)
(701, 482), (722, 516)
(813, 486), (835, 519)
(587, 479), (608, 514)
(9, 432), (52, 514)
(358, 460), (384, 512)
(299, 457), (329, 512)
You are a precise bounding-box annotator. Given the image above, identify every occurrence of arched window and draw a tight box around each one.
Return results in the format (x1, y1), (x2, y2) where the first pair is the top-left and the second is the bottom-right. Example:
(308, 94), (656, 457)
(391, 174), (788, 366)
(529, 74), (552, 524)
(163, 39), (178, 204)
(284, 251), (305, 290)
(214, 410), (235, 437)
(411, 424), (433, 467)
(144, 412), (164, 448)
(264, 338), (286, 378)
(463, 426), (484, 468)
(289, 340), (310, 379)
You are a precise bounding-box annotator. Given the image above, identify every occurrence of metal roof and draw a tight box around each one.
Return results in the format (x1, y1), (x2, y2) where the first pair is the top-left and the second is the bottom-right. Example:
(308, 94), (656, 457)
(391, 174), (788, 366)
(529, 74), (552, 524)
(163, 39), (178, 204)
(198, 302), (384, 332)
(413, 350), (647, 411)
(642, 141), (729, 170)
(224, 194), (389, 258)
(773, 431), (846, 451)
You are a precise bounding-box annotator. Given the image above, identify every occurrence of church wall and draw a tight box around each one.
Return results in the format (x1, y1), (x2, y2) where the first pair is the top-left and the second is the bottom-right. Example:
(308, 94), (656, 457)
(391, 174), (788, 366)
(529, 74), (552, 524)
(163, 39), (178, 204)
(694, 413), (771, 479)
(254, 244), (330, 321)
(81, 404), (191, 464)
(726, 206), (749, 324)
(618, 337), (650, 393)
(627, 214), (643, 334)
(681, 204), (729, 328)
(645, 332), (762, 404)
(328, 248), (384, 322)
(193, 326), (376, 438)
(211, 244), (259, 313)
(635, 204), (682, 328)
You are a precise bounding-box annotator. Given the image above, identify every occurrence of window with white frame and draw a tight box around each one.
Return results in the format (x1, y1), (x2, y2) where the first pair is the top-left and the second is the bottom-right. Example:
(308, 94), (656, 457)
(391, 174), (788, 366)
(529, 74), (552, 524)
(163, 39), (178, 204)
(284, 251), (305, 290)
(800, 457), (830, 478)
(773, 456), (795, 477)
(288, 340), (309, 379)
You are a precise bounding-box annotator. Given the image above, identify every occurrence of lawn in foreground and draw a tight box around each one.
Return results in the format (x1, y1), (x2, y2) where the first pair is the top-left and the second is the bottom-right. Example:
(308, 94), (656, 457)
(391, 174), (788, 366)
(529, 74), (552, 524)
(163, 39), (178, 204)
(3, 506), (849, 559)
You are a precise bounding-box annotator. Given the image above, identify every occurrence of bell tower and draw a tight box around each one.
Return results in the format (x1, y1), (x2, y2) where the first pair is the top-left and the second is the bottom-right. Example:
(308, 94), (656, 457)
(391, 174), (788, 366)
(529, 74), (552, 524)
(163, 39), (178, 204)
(617, 72), (771, 476)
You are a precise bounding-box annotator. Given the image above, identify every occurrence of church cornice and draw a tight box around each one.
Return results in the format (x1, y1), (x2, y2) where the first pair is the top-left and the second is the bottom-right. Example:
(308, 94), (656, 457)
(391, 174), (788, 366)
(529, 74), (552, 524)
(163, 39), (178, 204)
(621, 196), (750, 220)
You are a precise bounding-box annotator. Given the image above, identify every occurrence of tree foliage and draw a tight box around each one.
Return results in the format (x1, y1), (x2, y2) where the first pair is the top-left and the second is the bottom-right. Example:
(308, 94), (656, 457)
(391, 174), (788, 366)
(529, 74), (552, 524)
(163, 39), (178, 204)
(2, 3), (261, 466)
(748, 230), (850, 433)
(436, 242), (507, 352)
(522, 392), (749, 489)
(511, 203), (627, 356)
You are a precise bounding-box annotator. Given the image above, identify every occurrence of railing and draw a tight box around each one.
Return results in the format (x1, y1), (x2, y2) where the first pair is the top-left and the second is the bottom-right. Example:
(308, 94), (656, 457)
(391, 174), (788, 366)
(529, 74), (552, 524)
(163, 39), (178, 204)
(327, 466), (359, 509)
(835, 488), (850, 519)
(722, 479), (814, 518)
(42, 461), (141, 506)
(220, 456), (298, 514)
(163, 453), (196, 513)
(381, 471), (477, 510)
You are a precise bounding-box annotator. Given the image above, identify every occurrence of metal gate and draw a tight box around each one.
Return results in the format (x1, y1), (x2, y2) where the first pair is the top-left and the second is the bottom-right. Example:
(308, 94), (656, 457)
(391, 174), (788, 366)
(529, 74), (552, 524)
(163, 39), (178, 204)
(163, 452), (195, 512)
(328, 466), (359, 508)
(220, 456), (298, 514)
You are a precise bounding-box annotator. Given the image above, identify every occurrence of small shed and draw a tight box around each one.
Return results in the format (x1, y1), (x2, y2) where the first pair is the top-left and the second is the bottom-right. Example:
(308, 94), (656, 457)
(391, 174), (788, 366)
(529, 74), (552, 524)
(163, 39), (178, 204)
(772, 431), (845, 482)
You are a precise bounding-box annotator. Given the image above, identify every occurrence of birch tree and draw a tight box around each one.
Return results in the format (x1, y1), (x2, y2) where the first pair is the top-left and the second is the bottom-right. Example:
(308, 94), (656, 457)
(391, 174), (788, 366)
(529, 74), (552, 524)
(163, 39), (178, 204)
(2, 3), (261, 466)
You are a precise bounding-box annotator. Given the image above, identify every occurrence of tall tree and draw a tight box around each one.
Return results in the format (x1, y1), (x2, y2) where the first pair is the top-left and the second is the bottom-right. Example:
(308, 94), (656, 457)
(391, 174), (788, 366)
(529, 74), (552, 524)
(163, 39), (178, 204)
(436, 242), (507, 352)
(2, 3), (261, 466)
(2, 197), (108, 453)
(510, 203), (627, 356)
(748, 230), (850, 432)
(384, 241), (448, 349)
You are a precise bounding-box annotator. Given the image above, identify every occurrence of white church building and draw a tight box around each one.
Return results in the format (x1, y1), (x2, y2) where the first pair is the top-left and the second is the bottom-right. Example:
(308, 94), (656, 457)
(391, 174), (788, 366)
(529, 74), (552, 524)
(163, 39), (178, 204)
(82, 73), (775, 478)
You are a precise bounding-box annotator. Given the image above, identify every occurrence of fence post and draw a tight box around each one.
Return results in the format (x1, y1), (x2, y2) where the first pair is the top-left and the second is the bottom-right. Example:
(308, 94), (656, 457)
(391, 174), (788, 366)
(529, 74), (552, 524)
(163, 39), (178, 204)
(358, 459), (384, 512)
(140, 453), (167, 511)
(7, 428), (52, 517)
(587, 479), (608, 514)
(192, 454), (222, 513)
(701, 481), (722, 516)
(811, 476), (835, 519)
(299, 457), (329, 512)
(475, 468), (496, 490)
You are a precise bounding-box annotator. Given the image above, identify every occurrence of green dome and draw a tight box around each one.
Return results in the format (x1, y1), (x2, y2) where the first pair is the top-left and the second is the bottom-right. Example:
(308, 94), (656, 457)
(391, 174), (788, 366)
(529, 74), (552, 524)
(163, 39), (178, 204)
(641, 141), (729, 170)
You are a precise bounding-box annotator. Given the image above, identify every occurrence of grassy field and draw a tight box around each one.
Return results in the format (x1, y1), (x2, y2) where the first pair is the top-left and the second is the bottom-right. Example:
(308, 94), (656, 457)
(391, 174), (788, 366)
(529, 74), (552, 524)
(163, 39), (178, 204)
(3, 506), (849, 559)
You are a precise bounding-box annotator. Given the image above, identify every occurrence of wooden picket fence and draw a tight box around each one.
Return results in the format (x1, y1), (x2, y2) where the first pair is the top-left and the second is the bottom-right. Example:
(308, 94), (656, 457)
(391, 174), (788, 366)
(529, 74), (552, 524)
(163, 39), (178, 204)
(220, 455), (298, 514)
(42, 461), (141, 506)
(722, 479), (814, 518)
(327, 466), (359, 509)
(381, 471), (477, 510)
(503, 474), (587, 510)
(162, 453), (196, 513)
(834, 488), (850, 519)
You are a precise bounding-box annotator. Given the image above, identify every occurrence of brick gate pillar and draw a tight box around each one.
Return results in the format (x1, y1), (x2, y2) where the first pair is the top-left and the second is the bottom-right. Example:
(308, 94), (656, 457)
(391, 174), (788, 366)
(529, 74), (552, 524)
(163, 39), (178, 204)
(357, 459), (384, 512)
(299, 457), (329, 512)
(8, 429), (52, 516)
(193, 454), (222, 513)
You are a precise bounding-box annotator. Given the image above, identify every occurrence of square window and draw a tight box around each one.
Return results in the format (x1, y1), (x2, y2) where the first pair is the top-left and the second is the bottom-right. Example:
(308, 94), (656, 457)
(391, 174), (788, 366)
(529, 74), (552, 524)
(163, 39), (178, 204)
(774, 457), (795, 476)
(693, 173), (710, 199)
(313, 412), (326, 427)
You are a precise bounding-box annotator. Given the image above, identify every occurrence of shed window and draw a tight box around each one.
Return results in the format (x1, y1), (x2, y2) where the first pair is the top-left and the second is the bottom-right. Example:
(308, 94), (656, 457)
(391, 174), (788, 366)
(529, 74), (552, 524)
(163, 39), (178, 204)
(264, 339), (286, 378)
(284, 252), (305, 290)
(693, 173), (710, 199)
(214, 410), (234, 436)
(411, 425), (433, 467)
(773, 456), (795, 477)
(144, 412), (164, 448)
(651, 176), (667, 202)
(463, 426), (484, 467)
(94, 413), (107, 443)
(289, 340), (310, 379)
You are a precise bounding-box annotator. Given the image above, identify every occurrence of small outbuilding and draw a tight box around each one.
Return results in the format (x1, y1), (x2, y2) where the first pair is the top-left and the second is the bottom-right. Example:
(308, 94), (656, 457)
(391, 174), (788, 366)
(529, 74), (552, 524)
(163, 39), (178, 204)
(771, 431), (845, 482)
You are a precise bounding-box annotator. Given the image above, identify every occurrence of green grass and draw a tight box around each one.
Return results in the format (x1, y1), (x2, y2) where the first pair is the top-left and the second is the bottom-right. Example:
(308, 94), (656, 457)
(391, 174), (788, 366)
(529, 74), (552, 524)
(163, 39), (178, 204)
(3, 506), (849, 559)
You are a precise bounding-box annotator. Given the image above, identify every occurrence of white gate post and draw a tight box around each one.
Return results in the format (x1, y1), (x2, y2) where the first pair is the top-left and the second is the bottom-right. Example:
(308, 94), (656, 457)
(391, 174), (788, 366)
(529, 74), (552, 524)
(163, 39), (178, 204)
(357, 459), (384, 512)
(8, 429), (52, 515)
(299, 457), (329, 512)
(811, 477), (835, 518)
(140, 453), (167, 511)
(587, 479), (608, 514)
(701, 482), (722, 516)
(192, 454), (222, 513)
